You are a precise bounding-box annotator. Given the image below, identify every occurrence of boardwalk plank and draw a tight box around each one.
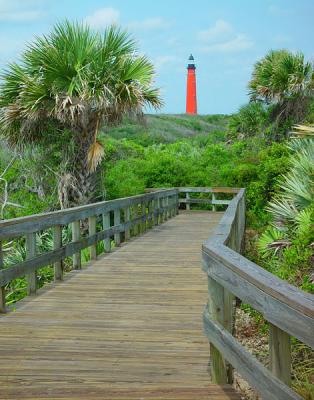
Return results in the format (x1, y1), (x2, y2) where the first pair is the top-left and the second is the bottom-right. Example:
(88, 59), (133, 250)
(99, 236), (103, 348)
(0, 211), (240, 399)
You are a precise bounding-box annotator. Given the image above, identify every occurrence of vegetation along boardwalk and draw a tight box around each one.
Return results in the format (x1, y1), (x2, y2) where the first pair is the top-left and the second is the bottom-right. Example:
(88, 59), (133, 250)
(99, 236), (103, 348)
(0, 188), (313, 399)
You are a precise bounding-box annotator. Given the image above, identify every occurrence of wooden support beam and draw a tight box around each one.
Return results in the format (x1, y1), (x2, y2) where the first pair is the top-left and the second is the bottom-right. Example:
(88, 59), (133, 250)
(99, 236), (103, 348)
(147, 201), (153, 229)
(72, 220), (81, 269)
(114, 209), (121, 246)
(102, 212), (111, 252)
(133, 205), (139, 236)
(53, 225), (63, 281)
(152, 199), (157, 226)
(186, 192), (190, 210)
(141, 202), (146, 233)
(124, 207), (131, 240)
(0, 241), (6, 313)
(207, 276), (228, 384)
(88, 216), (97, 260)
(172, 195), (176, 217)
(26, 232), (37, 295)
(212, 193), (216, 212)
(269, 324), (291, 386)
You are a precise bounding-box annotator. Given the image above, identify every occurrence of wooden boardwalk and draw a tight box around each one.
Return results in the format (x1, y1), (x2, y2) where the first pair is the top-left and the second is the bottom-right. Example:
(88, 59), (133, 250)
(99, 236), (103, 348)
(0, 211), (240, 399)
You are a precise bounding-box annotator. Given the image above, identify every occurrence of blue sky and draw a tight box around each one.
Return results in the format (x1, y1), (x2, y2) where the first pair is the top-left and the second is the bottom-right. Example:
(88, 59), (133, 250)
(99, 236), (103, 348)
(0, 0), (313, 114)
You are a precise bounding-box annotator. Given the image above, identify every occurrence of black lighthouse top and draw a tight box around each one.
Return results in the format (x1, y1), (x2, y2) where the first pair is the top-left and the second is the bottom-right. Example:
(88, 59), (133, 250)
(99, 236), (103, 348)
(187, 54), (196, 70)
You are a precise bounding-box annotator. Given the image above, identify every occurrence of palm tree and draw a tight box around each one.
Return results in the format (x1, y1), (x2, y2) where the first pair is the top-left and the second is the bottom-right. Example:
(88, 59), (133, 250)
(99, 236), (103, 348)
(248, 50), (313, 129)
(0, 21), (162, 207)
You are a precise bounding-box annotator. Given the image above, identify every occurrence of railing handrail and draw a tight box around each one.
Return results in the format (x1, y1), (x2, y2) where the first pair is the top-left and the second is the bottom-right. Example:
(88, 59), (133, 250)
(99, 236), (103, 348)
(0, 188), (177, 240)
(0, 188), (181, 312)
(203, 190), (314, 323)
(202, 188), (314, 400)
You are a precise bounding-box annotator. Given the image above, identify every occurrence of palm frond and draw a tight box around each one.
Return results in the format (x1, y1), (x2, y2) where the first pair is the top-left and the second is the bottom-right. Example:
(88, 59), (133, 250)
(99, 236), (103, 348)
(87, 141), (104, 172)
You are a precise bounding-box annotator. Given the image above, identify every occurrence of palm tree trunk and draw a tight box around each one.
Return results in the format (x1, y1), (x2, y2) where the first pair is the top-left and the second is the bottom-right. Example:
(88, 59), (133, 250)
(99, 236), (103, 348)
(58, 124), (99, 209)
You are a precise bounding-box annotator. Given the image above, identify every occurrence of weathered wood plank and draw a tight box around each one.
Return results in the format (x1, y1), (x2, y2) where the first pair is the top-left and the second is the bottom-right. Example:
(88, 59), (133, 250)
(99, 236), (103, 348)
(88, 216), (97, 260)
(178, 187), (239, 194)
(269, 324), (291, 386)
(202, 248), (314, 348)
(0, 189), (178, 240)
(180, 198), (231, 205)
(26, 232), (37, 295)
(141, 202), (147, 233)
(114, 209), (121, 246)
(0, 241), (5, 313)
(53, 225), (63, 281)
(124, 207), (131, 240)
(102, 212), (111, 252)
(203, 309), (302, 400)
(72, 220), (81, 270)
(207, 277), (228, 384)
(212, 193), (216, 212)
(185, 192), (190, 210)
(0, 212), (240, 400)
(0, 210), (173, 287)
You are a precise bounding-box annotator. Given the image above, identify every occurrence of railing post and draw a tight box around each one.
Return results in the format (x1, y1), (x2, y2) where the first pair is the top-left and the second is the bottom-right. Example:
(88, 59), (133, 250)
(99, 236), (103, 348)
(164, 197), (168, 221)
(0, 241), (6, 313)
(141, 201), (146, 233)
(171, 195), (176, 217)
(152, 198), (157, 226)
(114, 208), (121, 246)
(269, 324), (291, 386)
(169, 195), (173, 217)
(133, 205), (139, 236)
(176, 192), (179, 215)
(103, 212), (111, 252)
(124, 206), (131, 240)
(148, 200), (153, 228)
(53, 225), (63, 281)
(88, 216), (97, 260)
(207, 276), (228, 384)
(72, 220), (81, 269)
(212, 193), (216, 212)
(26, 232), (37, 295)
(186, 192), (190, 210)
(160, 197), (165, 223)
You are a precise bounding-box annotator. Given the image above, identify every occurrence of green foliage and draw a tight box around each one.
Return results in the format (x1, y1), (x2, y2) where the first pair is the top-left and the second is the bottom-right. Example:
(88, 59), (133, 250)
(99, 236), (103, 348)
(105, 114), (229, 145)
(101, 133), (289, 227)
(228, 102), (269, 138)
(249, 49), (313, 103)
(267, 138), (314, 225)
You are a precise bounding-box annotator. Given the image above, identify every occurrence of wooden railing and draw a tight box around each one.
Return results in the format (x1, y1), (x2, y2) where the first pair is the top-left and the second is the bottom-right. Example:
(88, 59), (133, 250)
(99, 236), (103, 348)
(0, 189), (179, 312)
(147, 187), (237, 211)
(202, 188), (314, 400)
(1, 186), (313, 399)
(178, 187), (238, 211)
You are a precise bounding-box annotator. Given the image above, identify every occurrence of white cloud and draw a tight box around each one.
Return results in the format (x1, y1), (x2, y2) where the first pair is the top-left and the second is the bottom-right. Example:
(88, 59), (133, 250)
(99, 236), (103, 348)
(85, 7), (120, 29)
(154, 55), (177, 71)
(273, 34), (291, 44)
(269, 5), (292, 16)
(198, 19), (253, 53)
(0, 0), (45, 22)
(198, 20), (233, 42)
(128, 17), (171, 31)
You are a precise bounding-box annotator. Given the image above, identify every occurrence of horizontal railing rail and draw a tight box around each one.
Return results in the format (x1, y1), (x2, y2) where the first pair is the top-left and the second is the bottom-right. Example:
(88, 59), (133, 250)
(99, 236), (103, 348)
(202, 188), (314, 400)
(147, 187), (238, 211)
(0, 189), (179, 312)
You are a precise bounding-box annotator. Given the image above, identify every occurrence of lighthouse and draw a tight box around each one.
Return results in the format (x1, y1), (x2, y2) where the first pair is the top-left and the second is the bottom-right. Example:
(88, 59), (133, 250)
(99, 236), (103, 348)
(186, 54), (197, 114)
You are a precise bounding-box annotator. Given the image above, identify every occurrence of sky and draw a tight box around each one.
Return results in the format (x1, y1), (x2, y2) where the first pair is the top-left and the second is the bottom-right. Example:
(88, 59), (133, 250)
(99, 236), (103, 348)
(0, 0), (313, 114)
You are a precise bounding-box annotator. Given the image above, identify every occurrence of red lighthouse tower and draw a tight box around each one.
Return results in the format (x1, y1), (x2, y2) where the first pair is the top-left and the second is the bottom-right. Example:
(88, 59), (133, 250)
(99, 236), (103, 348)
(186, 54), (197, 114)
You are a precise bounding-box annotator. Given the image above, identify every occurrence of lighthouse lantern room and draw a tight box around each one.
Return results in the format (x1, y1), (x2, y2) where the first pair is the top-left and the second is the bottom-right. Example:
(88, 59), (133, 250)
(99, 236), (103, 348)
(186, 54), (197, 115)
